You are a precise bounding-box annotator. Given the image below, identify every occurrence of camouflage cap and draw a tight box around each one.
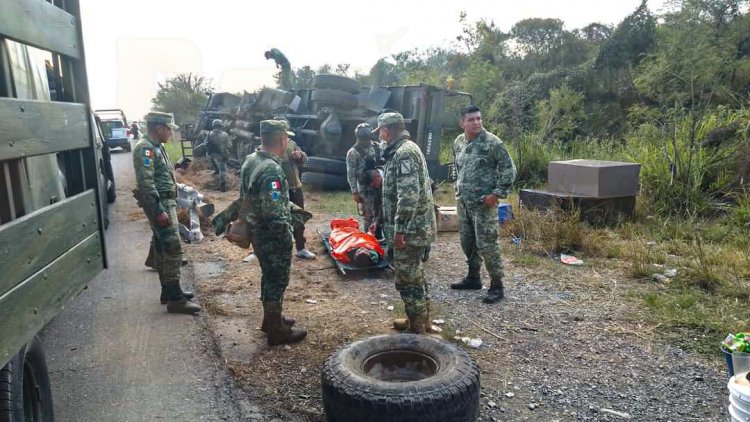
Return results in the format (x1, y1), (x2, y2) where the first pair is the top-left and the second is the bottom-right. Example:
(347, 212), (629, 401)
(372, 112), (404, 132)
(259, 119), (295, 137)
(144, 112), (179, 129)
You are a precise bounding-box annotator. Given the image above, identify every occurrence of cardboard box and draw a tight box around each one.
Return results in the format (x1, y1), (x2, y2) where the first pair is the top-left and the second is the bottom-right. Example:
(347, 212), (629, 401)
(548, 159), (641, 198)
(436, 206), (458, 232)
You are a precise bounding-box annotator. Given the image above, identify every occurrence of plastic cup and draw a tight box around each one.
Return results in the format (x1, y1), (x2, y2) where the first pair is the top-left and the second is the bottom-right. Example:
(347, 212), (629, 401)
(732, 352), (750, 377)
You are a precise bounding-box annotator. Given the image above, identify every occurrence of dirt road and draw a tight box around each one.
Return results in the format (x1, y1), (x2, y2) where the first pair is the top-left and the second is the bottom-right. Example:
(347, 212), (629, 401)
(39, 149), (259, 422)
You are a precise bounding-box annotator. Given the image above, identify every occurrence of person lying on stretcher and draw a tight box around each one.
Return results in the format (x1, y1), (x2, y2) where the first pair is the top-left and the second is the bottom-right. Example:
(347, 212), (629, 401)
(328, 217), (385, 268)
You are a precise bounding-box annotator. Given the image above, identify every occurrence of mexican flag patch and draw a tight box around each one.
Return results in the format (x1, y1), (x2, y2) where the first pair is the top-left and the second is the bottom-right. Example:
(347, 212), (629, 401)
(144, 149), (154, 158)
(269, 180), (281, 190)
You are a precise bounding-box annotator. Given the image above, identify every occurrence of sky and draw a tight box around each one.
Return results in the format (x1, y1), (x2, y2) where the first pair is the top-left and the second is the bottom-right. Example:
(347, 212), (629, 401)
(80, 0), (668, 120)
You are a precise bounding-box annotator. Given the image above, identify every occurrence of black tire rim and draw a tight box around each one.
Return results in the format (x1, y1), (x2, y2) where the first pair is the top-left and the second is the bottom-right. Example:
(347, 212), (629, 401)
(22, 356), (43, 422)
(362, 349), (439, 382)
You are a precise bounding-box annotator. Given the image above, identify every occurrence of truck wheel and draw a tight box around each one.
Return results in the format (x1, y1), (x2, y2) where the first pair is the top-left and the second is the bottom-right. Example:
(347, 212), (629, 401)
(301, 171), (349, 190)
(322, 334), (480, 422)
(303, 157), (348, 176)
(0, 337), (55, 422)
(311, 89), (359, 109)
(313, 74), (361, 94)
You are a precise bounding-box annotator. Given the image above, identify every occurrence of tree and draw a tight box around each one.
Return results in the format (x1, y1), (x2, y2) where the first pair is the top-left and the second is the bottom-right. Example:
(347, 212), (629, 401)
(511, 18), (565, 57)
(535, 84), (587, 143)
(151, 73), (212, 125)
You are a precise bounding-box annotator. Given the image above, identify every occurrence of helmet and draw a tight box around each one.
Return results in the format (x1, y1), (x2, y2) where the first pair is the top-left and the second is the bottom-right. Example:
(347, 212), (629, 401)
(354, 123), (372, 140)
(212, 119), (223, 128)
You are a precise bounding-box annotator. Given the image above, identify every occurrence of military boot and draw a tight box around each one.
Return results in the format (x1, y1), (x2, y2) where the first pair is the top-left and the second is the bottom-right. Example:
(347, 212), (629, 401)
(260, 314), (296, 333)
(164, 283), (201, 314)
(160, 290), (194, 305)
(483, 279), (505, 304)
(144, 245), (156, 270)
(409, 312), (430, 334)
(264, 301), (306, 346)
(450, 268), (482, 290)
(392, 318), (410, 331)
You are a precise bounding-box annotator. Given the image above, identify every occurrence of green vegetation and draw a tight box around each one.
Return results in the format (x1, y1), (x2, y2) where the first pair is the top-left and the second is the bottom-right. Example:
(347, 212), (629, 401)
(150, 73), (211, 126)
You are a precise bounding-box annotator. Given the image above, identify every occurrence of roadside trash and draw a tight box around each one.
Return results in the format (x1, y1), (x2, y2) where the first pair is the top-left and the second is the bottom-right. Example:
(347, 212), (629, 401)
(498, 203), (513, 224)
(242, 253), (257, 263)
(664, 268), (677, 278)
(430, 325), (443, 333)
(646, 241), (657, 247)
(560, 254), (583, 265)
(459, 337), (483, 348)
(651, 273), (668, 282)
(379, 294), (389, 299)
(488, 401), (497, 408)
(505, 392), (515, 398)
(305, 299), (318, 304)
(386, 305), (394, 311)
(432, 319), (445, 325)
(722, 333), (750, 376)
(511, 235), (522, 245)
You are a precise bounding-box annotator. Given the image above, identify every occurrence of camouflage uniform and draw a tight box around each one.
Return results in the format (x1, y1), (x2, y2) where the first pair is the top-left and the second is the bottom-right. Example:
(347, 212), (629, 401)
(132, 128), (184, 301)
(207, 128), (231, 191)
(280, 139), (310, 252)
(346, 139), (381, 232)
(381, 117), (436, 327)
(453, 128), (516, 285)
(240, 150), (293, 303)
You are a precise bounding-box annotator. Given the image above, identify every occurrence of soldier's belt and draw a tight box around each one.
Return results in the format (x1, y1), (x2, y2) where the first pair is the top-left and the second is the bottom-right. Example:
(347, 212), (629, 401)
(159, 190), (177, 199)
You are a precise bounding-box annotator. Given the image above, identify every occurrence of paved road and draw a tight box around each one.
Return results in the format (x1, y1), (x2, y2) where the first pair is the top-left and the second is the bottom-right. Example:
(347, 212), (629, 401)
(40, 148), (244, 422)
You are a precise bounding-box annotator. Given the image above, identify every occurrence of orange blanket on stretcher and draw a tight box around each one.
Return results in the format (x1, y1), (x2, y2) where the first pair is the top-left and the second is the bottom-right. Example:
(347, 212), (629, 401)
(328, 218), (385, 264)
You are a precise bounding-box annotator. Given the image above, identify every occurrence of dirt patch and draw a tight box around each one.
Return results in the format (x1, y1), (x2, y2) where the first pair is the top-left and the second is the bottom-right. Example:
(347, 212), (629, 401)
(179, 174), (729, 421)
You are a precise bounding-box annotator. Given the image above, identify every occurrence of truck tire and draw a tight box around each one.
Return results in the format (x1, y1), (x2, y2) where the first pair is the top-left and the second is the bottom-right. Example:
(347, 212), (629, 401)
(303, 157), (347, 176)
(301, 171), (349, 190)
(311, 89), (358, 109)
(322, 334), (480, 422)
(313, 74), (361, 94)
(0, 337), (54, 422)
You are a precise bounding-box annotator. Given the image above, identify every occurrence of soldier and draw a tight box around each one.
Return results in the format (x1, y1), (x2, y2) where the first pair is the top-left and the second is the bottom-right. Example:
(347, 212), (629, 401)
(207, 119), (231, 192)
(450, 104), (516, 304)
(279, 125), (316, 259)
(240, 119), (307, 345)
(132, 112), (200, 314)
(346, 123), (381, 234)
(376, 112), (437, 334)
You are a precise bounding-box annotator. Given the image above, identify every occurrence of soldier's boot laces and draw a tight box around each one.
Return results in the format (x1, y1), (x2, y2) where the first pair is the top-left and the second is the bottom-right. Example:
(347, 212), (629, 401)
(260, 314), (296, 333)
(264, 302), (306, 346)
(451, 273), (482, 290)
(483, 281), (505, 304)
(167, 296), (201, 314)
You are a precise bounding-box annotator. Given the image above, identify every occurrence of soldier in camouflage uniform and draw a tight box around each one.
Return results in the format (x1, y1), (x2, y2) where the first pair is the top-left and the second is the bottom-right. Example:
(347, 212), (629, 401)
(132, 112), (200, 314)
(376, 112), (437, 334)
(207, 119), (231, 192)
(346, 123), (382, 233)
(279, 129), (316, 259)
(450, 105), (516, 304)
(240, 119), (307, 345)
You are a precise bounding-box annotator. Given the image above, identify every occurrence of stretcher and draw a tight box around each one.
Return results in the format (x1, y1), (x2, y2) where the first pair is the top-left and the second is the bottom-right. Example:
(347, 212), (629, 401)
(318, 230), (391, 276)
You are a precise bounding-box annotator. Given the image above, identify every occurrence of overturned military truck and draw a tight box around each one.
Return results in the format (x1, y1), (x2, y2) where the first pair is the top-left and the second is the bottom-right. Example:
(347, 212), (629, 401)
(185, 74), (473, 188)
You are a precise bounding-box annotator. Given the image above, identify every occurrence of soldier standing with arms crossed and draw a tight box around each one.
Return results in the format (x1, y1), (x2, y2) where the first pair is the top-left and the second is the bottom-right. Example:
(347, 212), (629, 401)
(450, 105), (516, 304)
(132, 112), (199, 314)
(207, 119), (231, 192)
(377, 112), (437, 334)
(346, 123), (381, 234)
(241, 120), (307, 345)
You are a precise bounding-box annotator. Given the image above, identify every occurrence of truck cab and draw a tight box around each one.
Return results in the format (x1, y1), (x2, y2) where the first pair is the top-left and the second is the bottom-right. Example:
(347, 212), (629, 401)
(0, 1), (106, 419)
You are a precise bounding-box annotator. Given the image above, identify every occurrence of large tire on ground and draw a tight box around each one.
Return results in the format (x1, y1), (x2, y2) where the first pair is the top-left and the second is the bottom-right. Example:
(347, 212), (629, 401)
(0, 337), (55, 422)
(313, 74), (361, 94)
(311, 89), (358, 109)
(322, 334), (480, 422)
(303, 157), (347, 176)
(301, 171), (350, 191)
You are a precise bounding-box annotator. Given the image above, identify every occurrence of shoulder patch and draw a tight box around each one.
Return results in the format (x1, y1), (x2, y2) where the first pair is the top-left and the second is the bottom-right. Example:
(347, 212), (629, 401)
(269, 179), (281, 190)
(270, 190), (281, 201)
(399, 159), (412, 175)
(143, 148), (154, 158)
(143, 157), (152, 167)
